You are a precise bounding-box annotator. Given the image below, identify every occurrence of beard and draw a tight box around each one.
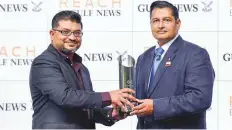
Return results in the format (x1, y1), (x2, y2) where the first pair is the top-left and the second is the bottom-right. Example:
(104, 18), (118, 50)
(61, 47), (78, 55)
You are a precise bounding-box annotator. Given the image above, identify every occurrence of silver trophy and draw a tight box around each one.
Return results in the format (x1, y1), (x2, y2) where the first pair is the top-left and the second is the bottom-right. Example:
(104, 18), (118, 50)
(117, 51), (135, 113)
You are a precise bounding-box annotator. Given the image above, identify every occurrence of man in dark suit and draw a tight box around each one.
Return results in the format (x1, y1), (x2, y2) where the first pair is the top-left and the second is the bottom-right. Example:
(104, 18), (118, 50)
(29, 10), (136, 129)
(131, 1), (215, 129)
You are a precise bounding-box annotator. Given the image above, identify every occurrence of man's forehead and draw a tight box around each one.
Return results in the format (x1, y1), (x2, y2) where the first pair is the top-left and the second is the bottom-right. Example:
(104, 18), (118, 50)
(151, 8), (174, 19)
(57, 20), (82, 29)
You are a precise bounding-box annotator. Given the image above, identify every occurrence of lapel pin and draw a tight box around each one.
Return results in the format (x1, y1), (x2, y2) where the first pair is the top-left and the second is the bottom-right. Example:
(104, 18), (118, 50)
(165, 58), (172, 67)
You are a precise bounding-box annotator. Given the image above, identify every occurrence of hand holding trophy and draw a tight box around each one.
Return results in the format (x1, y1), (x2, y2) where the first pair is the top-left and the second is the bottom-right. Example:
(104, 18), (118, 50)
(117, 51), (136, 116)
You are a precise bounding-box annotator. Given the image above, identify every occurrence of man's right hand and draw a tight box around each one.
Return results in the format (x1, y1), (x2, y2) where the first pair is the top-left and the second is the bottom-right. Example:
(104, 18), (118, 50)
(109, 88), (136, 112)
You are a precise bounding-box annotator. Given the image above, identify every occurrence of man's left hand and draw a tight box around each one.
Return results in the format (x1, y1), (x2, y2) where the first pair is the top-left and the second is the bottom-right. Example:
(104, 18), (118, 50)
(130, 99), (153, 116)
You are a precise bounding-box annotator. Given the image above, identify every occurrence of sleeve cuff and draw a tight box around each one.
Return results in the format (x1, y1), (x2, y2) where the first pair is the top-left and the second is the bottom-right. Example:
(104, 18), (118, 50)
(107, 108), (118, 123)
(101, 92), (112, 107)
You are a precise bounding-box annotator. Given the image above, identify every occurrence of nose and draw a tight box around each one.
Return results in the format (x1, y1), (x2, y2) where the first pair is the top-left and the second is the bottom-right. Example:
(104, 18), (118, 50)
(158, 21), (165, 28)
(68, 33), (76, 40)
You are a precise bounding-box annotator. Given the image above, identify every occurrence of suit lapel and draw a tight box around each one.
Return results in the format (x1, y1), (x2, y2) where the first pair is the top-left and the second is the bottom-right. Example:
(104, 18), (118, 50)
(60, 58), (79, 89)
(147, 36), (184, 97)
(136, 47), (156, 99)
(142, 47), (156, 98)
(47, 44), (79, 90)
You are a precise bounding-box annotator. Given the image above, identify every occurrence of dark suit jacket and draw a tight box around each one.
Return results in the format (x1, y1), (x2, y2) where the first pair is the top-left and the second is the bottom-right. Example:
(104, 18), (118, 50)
(135, 36), (215, 129)
(29, 44), (114, 129)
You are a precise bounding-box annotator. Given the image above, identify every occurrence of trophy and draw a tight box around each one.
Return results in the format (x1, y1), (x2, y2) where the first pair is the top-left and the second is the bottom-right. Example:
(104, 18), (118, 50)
(117, 51), (135, 114)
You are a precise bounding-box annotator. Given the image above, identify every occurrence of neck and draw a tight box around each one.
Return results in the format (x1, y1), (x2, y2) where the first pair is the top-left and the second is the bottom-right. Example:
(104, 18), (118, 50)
(158, 41), (168, 47)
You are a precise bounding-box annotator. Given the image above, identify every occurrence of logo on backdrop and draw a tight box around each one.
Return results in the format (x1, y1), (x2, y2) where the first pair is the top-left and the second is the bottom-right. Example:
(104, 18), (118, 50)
(79, 51), (132, 62)
(31, 0), (43, 12)
(223, 53), (232, 61)
(0, 102), (31, 111)
(0, 0), (43, 12)
(137, 0), (213, 13)
(201, 0), (213, 12)
(59, 0), (122, 17)
(80, 52), (113, 62)
(0, 46), (36, 66)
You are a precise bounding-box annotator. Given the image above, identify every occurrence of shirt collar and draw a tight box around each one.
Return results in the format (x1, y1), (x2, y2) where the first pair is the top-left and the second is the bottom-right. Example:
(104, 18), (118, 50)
(56, 48), (82, 63)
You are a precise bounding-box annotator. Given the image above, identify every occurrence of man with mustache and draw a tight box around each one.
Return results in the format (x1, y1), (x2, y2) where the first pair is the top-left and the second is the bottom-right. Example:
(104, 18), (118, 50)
(131, 1), (215, 129)
(29, 10), (136, 129)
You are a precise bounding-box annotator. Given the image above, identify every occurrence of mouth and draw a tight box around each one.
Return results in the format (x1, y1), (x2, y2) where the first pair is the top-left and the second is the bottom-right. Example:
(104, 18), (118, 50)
(157, 31), (167, 34)
(67, 42), (77, 44)
(67, 42), (78, 46)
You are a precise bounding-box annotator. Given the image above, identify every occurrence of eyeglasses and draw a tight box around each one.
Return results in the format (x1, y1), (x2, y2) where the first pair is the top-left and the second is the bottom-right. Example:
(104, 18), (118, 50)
(53, 29), (83, 37)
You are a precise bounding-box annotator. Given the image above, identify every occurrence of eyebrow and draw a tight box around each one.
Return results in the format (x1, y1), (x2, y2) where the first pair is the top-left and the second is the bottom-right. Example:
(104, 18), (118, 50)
(59, 28), (82, 31)
(151, 17), (172, 20)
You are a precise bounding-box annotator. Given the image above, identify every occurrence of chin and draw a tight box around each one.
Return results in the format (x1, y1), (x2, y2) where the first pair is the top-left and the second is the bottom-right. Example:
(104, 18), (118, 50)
(156, 37), (168, 41)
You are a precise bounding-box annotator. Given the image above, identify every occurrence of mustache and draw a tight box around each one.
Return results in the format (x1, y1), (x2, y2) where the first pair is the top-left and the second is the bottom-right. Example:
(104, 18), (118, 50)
(157, 30), (167, 32)
(65, 41), (78, 44)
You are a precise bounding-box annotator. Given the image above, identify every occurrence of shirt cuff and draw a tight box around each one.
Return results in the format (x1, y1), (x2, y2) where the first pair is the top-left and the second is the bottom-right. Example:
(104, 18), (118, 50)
(101, 92), (111, 107)
(107, 108), (118, 123)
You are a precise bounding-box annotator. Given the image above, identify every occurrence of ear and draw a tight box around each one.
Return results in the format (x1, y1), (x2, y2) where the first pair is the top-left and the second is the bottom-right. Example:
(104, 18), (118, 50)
(176, 19), (181, 30)
(49, 30), (54, 41)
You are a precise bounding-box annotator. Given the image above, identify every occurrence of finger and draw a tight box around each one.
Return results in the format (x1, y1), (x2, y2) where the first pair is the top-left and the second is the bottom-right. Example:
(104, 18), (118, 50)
(137, 111), (146, 117)
(130, 110), (137, 115)
(121, 88), (135, 94)
(138, 107), (150, 116)
(130, 109), (141, 115)
(132, 103), (144, 111)
(131, 108), (146, 116)
(119, 97), (129, 112)
(121, 106), (128, 112)
(121, 93), (129, 98)
(136, 107), (147, 116)
(136, 99), (145, 103)
(128, 94), (137, 102)
(125, 99), (134, 109)
(116, 101), (126, 111)
(121, 93), (137, 103)
(119, 96), (127, 105)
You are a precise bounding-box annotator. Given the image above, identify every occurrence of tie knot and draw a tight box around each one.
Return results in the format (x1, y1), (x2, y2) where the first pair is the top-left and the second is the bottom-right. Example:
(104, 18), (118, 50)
(155, 47), (164, 61)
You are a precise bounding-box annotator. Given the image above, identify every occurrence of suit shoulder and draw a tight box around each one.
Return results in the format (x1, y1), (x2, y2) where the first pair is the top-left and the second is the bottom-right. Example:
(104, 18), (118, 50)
(184, 41), (205, 52)
(183, 40), (207, 54)
(32, 50), (57, 65)
(137, 46), (155, 61)
(181, 40), (211, 64)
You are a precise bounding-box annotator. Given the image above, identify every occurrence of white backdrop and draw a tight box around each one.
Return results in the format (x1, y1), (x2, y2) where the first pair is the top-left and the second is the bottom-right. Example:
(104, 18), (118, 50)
(0, 0), (231, 130)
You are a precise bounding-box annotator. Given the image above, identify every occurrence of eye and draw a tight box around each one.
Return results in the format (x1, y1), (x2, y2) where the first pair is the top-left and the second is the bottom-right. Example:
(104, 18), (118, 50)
(73, 31), (83, 37)
(62, 30), (71, 35)
(73, 31), (81, 35)
(164, 19), (171, 22)
(152, 19), (159, 23)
